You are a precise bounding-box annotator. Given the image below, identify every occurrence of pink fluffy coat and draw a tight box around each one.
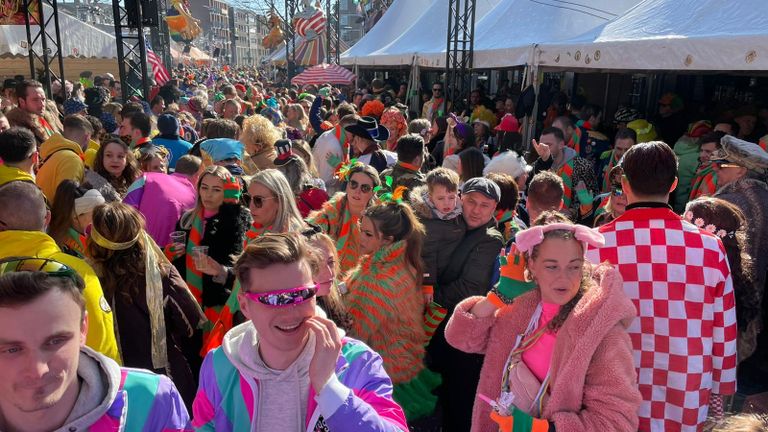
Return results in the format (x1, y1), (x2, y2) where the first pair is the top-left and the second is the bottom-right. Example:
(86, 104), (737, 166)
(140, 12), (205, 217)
(445, 266), (641, 432)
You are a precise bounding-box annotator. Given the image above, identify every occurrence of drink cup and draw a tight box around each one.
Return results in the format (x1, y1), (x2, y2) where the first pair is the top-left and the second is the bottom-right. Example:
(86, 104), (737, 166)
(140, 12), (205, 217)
(192, 246), (209, 271)
(169, 231), (186, 249)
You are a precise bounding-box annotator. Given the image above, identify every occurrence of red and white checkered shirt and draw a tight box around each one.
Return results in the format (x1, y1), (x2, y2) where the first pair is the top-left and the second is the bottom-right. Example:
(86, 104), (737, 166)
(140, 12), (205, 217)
(586, 206), (737, 432)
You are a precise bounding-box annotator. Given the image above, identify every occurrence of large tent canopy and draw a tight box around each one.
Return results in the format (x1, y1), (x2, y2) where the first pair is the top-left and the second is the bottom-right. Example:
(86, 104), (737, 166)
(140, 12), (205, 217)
(0, 5), (117, 59)
(347, 0), (501, 67)
(469, 0), (642, 69)
(340, 0), (434, 65)
(537, 0), (768, 72)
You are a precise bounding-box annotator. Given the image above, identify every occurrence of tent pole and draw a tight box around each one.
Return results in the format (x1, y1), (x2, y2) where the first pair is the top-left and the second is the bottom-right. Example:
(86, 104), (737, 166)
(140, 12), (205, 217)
(602, 73), (611, 113)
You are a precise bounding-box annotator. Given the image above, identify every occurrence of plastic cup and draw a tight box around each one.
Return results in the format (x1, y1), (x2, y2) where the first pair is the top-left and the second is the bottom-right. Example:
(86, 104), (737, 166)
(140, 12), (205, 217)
(169, 231), (186, 247)
(192, 246), (209, 271)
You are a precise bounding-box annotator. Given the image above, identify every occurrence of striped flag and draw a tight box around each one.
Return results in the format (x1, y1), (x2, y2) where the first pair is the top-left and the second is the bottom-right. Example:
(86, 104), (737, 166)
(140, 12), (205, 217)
(146, 42), (170, 86)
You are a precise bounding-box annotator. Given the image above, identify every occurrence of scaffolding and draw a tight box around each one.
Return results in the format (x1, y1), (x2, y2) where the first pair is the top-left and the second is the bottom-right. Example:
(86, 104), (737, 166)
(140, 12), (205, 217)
(325, 0), (340, 64)
(23, 0), (65, 98)
(444, 0), (476, 111)
(113, 0), (151, 100)
(284, 0), (299, 81)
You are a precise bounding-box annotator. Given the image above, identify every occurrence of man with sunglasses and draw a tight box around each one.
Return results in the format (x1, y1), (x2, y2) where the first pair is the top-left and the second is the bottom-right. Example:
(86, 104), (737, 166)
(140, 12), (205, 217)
(421, 82), (450, 122)
(192, 233), (408, 432)
(0, 258), (192, 431)
(0, 181), (120, 363)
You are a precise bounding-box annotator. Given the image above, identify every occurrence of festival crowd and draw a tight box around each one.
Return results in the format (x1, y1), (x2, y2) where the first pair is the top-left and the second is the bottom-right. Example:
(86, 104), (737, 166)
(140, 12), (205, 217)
(0, 65), (766, 432)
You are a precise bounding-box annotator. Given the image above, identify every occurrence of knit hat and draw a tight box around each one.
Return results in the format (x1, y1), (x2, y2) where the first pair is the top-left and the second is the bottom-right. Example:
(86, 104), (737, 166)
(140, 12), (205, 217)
(687, 120), (712, 138)
(273, 139), (297, 166)
(157, 114), (180, 137)
(462, 177), (501, 202)
(234, 84), (246, 94)
(100, 112), (118, 134)
(710, 135), (768, 174)
(495, 114), (520, 133)
(200, 138), (244, 162)
(627, 119), (657, 143)
(259, 106), (283, 126)
(74, 189), (105, 215)
(613, 106), (640, 124)
(222, 174), (242, 204)
(63, 98), (88, 116)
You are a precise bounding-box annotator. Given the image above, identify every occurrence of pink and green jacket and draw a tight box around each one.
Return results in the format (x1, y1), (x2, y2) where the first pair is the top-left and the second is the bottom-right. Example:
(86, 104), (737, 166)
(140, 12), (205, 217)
(191, 333), (408, 432)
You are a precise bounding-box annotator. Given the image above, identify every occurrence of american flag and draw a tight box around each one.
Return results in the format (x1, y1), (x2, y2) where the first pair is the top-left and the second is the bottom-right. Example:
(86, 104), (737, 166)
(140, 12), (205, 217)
(146, 42), (170, 86)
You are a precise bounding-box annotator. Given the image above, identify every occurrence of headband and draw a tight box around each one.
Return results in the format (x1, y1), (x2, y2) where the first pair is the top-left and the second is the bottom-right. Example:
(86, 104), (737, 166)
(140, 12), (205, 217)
(515, 223), (605, 254)
(89, 225), (140, 251)
(74, 189), (105, 215)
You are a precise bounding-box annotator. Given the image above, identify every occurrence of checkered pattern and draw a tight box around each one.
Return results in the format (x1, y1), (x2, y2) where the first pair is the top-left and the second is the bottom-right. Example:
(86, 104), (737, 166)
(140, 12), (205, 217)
(585, 207), (737, 432)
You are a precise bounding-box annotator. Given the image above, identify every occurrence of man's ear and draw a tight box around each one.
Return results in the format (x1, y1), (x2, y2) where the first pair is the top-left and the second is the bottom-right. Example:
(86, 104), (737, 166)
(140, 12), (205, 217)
(80, 311), (89, 346)
(669, 176), (678, 193)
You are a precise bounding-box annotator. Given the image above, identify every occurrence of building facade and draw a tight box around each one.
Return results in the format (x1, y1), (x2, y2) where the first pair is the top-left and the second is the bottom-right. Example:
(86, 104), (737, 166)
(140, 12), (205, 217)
(229, 8), (270, 66)
(189, 0), (232, 63)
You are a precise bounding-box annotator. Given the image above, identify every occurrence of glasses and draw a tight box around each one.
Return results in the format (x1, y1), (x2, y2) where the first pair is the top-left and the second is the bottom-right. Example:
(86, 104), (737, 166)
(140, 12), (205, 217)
(611, 187), (624, 197)
(0, 257), (78, 283)
(348, 179), (373, 193)
(432, 88), (443, 92)
(243, 284), (317, 307)
(247, 195), (277, 208)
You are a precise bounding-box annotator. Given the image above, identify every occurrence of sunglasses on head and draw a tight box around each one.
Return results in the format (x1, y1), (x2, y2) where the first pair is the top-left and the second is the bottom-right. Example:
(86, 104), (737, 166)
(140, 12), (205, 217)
(611, 187), (624, 197)
(246, 195), (277, 208)
(348, 179), (373, 193)
(714, 161), (741, 169)
(0, 257), (79, 283)
(243, 284), (317, 307)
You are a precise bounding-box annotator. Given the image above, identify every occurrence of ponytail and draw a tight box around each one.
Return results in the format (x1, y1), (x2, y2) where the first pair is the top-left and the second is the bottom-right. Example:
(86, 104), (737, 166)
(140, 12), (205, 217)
(363, 202), (425, 285)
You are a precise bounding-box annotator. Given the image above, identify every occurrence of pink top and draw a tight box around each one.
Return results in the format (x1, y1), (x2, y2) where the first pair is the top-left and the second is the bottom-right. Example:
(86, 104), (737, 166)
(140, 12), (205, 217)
(521, 302), (560, 382)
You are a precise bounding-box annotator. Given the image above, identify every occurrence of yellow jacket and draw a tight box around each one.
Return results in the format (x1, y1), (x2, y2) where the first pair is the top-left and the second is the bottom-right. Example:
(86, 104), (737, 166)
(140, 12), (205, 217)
(0, 164), (34, 187)
(0, 230), (120, 363)
(36, 133), (85, 203)
(84, 139), (101, 169)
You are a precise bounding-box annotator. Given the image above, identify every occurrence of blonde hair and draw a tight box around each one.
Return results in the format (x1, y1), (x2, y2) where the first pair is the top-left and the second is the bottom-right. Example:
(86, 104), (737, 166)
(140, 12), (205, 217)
(705, 413), (768, 432)
(180, 165), (240, 229)
(248, 169), (306, 233)
(240, 114), (283, 154)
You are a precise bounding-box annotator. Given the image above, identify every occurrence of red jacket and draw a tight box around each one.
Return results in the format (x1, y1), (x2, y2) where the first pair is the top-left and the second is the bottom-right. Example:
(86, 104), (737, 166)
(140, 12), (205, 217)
(297, 186), (329, 218)
(445, 266), (641, 432)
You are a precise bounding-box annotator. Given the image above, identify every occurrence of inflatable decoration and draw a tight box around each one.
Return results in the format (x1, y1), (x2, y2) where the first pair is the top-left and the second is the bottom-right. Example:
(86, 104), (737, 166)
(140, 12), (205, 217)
(292, 0), (327, 66)
(262, 10), (284, 50)
(165, 0), (202, 44)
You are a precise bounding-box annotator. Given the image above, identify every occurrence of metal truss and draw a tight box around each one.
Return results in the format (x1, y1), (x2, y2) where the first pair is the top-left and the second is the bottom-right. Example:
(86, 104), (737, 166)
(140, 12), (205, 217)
(284, 0), (299, 81)
(113, 0), (150, 100)
(23, 0), (65, 98)
(150, 0), (173, 70)
(325, 0), (340, 64)
(445, 0), (476, 111)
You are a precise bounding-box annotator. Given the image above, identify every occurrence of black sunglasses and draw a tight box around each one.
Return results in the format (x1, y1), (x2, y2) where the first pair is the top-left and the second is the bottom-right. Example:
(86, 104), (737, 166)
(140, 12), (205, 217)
(246, 195), (277, 208)
(348, 179), (373, 193)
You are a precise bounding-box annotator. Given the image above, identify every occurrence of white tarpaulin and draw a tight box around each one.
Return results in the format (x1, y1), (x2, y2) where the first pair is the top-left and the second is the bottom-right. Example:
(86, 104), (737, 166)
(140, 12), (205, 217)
(537, 0), (768, 71)
(354, 0), (501, 67)
(341, 0), (434, 65)
(470, 0), (642, 69)
(0, 5), (117, 58)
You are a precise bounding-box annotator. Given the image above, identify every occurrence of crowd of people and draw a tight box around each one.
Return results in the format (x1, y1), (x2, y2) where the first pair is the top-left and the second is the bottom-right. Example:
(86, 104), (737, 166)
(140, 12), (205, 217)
(0, 64), (766, 432)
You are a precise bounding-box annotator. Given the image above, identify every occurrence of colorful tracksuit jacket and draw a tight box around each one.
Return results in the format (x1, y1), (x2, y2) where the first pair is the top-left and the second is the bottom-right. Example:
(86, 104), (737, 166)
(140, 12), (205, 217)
(191, 322), (408, 432)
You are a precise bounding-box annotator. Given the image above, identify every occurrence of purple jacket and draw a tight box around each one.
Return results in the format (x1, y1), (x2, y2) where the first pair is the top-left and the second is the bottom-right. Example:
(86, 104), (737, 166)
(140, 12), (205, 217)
(124, 172), (197, 247)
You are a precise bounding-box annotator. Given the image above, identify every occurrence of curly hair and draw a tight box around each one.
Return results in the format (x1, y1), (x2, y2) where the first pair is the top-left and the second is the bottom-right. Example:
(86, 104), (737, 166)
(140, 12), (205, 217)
(92, 137), (141, 196)
(240, 114), (283, 154)
(361, 99), (385, 119)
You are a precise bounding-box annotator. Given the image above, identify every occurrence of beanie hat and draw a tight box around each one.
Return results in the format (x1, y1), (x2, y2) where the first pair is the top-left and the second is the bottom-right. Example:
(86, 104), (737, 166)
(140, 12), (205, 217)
(222, 174), (242, 204)
(100, 112), (118, 134)
(157, 114), (181, 137)
(63, 98), (88, 116)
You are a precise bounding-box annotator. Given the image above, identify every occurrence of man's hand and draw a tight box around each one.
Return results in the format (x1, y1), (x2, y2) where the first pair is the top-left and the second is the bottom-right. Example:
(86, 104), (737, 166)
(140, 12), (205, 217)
(531, 138), (551, 161)
(307, 316), (343, 394)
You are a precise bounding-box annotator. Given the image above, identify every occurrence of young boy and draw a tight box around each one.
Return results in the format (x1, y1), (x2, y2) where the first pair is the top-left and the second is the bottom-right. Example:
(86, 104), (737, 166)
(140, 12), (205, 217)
(409, 168), (466, 305)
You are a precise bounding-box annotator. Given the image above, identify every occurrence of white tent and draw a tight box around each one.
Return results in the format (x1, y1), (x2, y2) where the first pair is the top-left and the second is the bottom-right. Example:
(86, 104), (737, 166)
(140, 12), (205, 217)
(0, 5), (117, 59)
(353, 0), (501, 67)
(469, 0), (642, 69)
(537, 0), (768, 71)
(341, 0), (434, 65)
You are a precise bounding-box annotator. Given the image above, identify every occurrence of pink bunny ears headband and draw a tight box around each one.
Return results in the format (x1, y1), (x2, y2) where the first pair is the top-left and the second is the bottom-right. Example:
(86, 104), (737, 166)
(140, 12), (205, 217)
(515, 223), (605, 254)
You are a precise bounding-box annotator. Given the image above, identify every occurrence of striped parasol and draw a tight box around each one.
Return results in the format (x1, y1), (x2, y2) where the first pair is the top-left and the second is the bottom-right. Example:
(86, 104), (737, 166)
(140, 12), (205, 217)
(291, 63), (356, 86)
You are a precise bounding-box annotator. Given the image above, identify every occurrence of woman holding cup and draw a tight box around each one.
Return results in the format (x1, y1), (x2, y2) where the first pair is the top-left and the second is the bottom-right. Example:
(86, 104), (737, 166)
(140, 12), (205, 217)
(167, 165), (251, 354)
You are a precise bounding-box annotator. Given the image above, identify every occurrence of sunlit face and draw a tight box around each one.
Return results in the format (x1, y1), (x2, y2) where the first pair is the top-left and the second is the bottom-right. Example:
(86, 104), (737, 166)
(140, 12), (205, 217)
(552, 120), (572, 143)
(222, 103), (238, 119)
(713, 163), (746, 187)
(199, 174), (225, 213)
(610, 189), (628, 215)
(119, 118), (139, 142)
(528, 237), (584, 305)
(382, 118), (400, 137)
(429, 184), (458, 214)
(699, 141), (718, 164)
(102, 142), (127, 178)
(461, 192), (496, 230)
(613, 138), (635, 162)
(358, 216), (391, 256)
(0, 289), (87, 417)
(311, 240), (336, 297)
(20, 87), (46, 116)
(238, 261), (315, 366)
(248, 181), (279, 227)
(73, 211), (94, 234)
(345, 172), (375, 212)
